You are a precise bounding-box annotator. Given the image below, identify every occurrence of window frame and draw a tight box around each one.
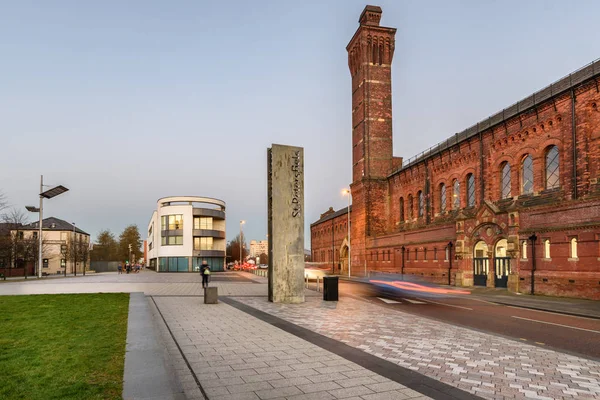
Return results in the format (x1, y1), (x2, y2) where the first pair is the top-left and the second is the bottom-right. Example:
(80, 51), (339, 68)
(545, 145), (560, 190)
(501, 162), (512, 199)
(467, 173), (475, 207)
(521, 155), (534, 195)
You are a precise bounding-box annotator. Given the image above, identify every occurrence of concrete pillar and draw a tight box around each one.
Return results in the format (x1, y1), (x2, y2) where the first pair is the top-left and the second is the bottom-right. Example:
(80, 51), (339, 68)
(267, 144), (305, 303)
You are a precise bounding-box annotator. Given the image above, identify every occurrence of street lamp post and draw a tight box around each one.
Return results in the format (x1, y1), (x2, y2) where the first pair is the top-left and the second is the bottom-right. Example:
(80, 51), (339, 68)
(240, 220), (245, 264)
(529, 233), (537, 295)
(342, 189), (351, 277)
(447, 241), (453, 285)
(72, 222), (76, 277)
(26, 175), (68, 278)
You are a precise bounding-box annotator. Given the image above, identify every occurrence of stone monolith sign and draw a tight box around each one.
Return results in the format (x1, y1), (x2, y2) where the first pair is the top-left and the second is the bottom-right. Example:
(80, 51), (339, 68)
(267, 144), (305, 303)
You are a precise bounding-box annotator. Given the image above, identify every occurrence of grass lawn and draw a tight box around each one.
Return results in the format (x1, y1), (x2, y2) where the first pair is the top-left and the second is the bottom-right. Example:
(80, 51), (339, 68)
(0, 293), (129, 400)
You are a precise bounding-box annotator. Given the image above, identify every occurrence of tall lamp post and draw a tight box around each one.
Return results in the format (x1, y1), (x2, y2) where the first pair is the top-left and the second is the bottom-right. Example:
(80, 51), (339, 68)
(529, 233), (537, 295)
(239, 220), (246, 264)
(26, 175), (69, 278)
(342, 188), (351, 277)
(447, 241), (453, 285)
(72, 222), (77, 276)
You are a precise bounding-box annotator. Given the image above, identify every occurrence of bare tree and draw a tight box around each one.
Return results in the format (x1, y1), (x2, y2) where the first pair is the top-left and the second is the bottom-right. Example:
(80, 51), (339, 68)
(1, 209), (29, 277)
(0, 191), (8, 215)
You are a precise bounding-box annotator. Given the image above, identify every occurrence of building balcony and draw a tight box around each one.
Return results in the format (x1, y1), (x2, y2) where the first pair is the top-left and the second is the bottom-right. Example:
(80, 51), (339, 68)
(193, 208), (225, 220)
(161, 229), (183, 237)
(193, 250), (226, 258)
(193, 229), (225, 239)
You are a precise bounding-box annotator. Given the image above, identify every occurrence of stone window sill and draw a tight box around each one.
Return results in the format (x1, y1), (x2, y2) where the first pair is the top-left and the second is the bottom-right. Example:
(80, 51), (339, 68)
(542, 258), (552, 261)
(568, 258), (579, 262)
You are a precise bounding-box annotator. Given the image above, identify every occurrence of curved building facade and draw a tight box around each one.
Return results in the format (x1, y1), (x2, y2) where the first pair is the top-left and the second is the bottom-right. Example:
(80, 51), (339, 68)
(147, 196), (226, 272)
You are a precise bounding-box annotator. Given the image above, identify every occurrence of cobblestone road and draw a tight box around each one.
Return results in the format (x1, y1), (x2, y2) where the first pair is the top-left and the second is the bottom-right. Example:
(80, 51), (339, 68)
(236, 296), (600, 400)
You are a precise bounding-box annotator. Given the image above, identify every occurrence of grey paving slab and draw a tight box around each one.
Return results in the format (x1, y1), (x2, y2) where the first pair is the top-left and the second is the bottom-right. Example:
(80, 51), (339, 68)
(234, 296), (600, 400)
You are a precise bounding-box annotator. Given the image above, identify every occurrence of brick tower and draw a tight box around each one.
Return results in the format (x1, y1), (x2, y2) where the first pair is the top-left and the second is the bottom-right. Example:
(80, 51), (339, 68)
(347, 5), (397, 271)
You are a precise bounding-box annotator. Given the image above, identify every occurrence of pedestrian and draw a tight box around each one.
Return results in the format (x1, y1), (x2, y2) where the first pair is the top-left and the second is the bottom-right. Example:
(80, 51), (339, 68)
(117, 264), (122, 275)
(201, 260), (211, 289)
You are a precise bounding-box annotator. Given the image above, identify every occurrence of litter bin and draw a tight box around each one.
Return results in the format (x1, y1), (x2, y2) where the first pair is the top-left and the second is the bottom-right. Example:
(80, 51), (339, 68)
(323, 276), (339, 301)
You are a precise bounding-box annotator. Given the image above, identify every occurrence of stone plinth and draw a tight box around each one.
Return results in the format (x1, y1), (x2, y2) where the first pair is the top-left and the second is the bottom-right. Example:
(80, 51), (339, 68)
(267, 144), (305, 303)
(204, 287), (218, 304)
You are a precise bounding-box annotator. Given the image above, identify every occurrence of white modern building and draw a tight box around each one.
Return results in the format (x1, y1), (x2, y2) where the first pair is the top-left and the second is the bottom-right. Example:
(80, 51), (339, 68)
(147, 196), (226, 272)
(250, 239), (268, 258)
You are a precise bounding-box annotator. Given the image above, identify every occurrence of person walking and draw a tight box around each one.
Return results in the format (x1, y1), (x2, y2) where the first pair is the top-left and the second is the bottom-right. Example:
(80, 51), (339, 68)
(201, 260), (210, 289)
(117, 263), (122, 275)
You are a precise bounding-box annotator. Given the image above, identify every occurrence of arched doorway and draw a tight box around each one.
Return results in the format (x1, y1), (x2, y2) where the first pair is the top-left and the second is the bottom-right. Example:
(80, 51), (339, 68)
(494, 239), (510, 288)
(473, 241), (489, 286)
(339, 240), (348, 275)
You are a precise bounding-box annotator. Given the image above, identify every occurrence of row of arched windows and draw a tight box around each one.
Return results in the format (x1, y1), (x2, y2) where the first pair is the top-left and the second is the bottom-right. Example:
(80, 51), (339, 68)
(398, 146), (561, 222)
(312, 221), (348, 239)
(500, 145), (560, 199)
(399, 173), (477, 221)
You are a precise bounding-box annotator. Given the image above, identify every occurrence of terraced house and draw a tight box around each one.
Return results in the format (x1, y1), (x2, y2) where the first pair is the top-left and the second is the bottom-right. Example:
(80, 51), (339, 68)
(311, 5), (600, 300)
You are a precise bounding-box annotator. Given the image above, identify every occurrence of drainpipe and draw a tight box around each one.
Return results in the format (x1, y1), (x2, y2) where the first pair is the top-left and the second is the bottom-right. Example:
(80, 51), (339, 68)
(529, 233), (537, 295)
(447, 241), (453, 285)
(571, 90), (578, 199)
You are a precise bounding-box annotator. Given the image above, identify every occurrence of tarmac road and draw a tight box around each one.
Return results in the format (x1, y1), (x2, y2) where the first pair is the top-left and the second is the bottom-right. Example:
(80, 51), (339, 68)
(339, 279), (600, 360)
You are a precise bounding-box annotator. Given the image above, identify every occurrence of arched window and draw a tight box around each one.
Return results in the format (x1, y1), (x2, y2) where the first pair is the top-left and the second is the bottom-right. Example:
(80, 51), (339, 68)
(570, 237), (578, 259)
(414, 248), (418, 260)
(545, 146), (560, 189)
(501, 162), (512, 199)
(521, 155), (534, 195)
(406, 248), (410, 261)
(424, 248), (428, 261)
(418, 191), (424, 217)
(440, 183), (447, 213)
(467, 174), (475, 207)
(453, 179), (460, 209)
(408, 195), (414, 219)
(399, 197), (404, 222)
(521, 240), (528, 259)
(544, 239), (551, 259)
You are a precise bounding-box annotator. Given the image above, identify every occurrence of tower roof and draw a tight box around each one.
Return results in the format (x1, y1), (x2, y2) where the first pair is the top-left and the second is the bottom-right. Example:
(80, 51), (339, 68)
(359, 5), (382, 26)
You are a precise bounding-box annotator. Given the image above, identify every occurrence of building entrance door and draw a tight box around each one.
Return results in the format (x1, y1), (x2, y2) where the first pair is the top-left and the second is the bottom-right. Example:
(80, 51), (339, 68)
(473, 241), (489, 286)
(494, 239), (510, 288)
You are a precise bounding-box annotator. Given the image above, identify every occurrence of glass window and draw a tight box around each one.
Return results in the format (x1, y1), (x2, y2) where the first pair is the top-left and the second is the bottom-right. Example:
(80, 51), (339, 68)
(440, 184), (446, 213)
(194, 237), (213, 251)
(408, 195), (414, 219)
(161, 216), (166, 230)
(61, 259), (66, 268)
(418, 191), (424, 217)
(453, 180), (460, 209)
(521, 155), (533, 195)
(467, 174), (475, 207)
(521, 240), (527, 259)
(194, 217), (213, 230)
(164, 236), (183, 245)
(546, 146), (560, 189)
(570, 237), (578, 259)
(544, 239), (551, 259)
(501, 163), (512, 199)
(399, 197), (404, 221)
(168, 215), (183, 230)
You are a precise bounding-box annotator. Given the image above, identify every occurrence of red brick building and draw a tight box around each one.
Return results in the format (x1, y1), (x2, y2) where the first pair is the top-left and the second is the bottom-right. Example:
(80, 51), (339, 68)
(311, 5), (600, 300)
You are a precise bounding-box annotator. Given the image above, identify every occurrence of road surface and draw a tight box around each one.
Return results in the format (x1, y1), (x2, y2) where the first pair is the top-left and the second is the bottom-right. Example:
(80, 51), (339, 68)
(338, 279), (600, 360)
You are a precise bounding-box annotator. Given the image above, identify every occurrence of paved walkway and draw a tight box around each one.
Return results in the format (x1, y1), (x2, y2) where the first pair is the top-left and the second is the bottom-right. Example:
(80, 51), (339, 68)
(152, 296), (430, 400)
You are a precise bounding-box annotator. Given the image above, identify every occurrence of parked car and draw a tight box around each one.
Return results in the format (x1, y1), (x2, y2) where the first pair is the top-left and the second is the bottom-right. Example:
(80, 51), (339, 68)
(258, 264), (268, 269)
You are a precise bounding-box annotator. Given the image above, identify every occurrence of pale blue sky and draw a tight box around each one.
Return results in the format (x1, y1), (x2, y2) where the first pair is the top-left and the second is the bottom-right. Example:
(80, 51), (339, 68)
(1, 0), (599, 248)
